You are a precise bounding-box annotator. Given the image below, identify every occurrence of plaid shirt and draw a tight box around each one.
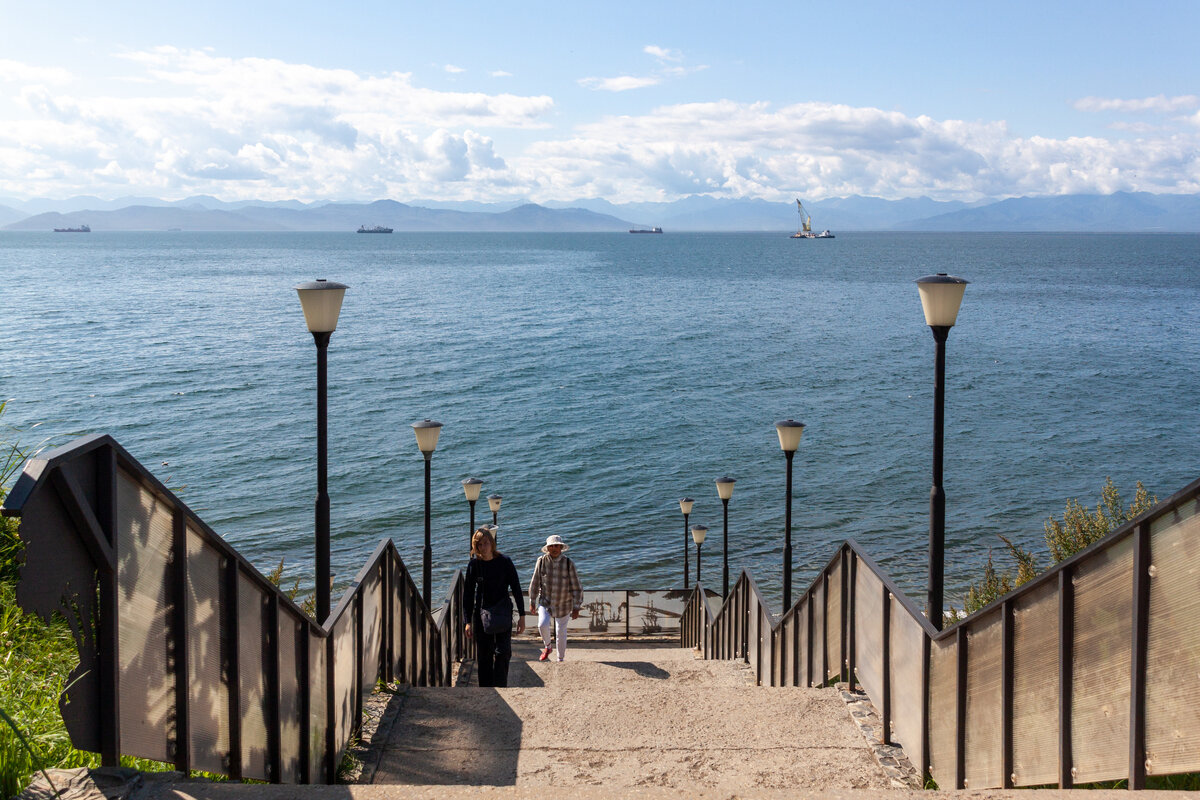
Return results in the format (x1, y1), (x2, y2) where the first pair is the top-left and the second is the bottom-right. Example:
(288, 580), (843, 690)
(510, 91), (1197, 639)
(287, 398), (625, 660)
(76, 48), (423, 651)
(528, 553), (582, 618)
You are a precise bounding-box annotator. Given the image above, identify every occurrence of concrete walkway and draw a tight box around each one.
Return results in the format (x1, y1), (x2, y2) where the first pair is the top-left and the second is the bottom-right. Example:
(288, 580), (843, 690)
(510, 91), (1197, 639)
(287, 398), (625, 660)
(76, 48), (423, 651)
(369, 638), (892, 792)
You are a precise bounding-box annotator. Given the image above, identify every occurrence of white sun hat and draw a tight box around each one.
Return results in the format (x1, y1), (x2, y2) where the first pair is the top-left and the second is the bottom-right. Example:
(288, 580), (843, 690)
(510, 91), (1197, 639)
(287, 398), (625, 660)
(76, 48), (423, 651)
(542, 534), (569, 553)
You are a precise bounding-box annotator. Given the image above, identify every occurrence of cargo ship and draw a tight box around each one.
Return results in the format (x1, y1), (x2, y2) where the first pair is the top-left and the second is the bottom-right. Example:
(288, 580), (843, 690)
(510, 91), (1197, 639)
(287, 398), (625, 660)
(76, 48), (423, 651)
(629, 226), (662, 234)
(790, 200), (834, 238)
(53, 224), (90, 233)
(357, 225), (393, 233)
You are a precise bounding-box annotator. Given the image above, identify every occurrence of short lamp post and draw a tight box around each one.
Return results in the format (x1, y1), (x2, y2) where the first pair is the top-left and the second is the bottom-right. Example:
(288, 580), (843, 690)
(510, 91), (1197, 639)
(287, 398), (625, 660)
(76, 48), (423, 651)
(679, 497), (694, 588)
(412, 419), (443, 609)
(916, 273), (968, 630)
(691, 524), (708, 584)
(295, 278), (348, 624)
(462, 478), (483, 543)
(487, 494), (502, 529)
(715, 476), (736, 597)
(775, 419), (806, 611)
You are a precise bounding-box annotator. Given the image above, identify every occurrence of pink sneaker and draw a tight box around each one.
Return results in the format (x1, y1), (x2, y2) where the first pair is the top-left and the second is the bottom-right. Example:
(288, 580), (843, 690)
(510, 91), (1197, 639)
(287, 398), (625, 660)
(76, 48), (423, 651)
(539, 646), (552, 662)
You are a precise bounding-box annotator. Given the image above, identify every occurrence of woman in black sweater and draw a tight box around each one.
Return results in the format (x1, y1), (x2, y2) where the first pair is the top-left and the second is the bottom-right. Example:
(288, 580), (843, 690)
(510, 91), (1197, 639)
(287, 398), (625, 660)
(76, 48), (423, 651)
(464, 526), (526, 687)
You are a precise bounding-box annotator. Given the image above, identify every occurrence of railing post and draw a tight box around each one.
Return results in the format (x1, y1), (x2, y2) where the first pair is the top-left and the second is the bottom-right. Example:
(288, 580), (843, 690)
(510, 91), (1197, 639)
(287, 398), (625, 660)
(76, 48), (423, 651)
(96, 448), (121, 767)
(841, 549), (849, 684)
(822, 569), (829, 685)
(1002, 599), (1014, 788)
(324, 629), (336, 782)
(1129, 521), (1151, 790)
(266, 594), (282, 783)
(1059, 567), (1074, 789)
(383, 550), (393, 684)
(806, 590), (814, 687)
(847, 551), (857, 692)
(225, 558), (243, 781)
(353, 591), (364, 737)
(171, 509), (191, 773)
(955, 625), (967, 790)
(881, 584), (891, 746)
(921, 631), (931, 786)
(297, 621), (310, 784)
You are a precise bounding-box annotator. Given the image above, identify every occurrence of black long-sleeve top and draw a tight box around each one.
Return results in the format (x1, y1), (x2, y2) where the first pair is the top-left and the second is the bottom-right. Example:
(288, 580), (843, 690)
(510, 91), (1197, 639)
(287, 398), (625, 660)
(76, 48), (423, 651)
(464, 554), (525, 623)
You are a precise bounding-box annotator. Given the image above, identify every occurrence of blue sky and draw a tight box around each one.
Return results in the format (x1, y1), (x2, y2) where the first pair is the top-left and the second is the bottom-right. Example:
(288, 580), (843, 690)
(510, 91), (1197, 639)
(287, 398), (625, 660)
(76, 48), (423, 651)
(1, 0), (1197, 204)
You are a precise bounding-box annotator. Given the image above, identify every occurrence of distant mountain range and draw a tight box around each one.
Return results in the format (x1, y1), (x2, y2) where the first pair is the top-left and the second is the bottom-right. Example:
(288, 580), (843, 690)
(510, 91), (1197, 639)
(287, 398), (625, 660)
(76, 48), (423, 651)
(1, 191), (1197, 233)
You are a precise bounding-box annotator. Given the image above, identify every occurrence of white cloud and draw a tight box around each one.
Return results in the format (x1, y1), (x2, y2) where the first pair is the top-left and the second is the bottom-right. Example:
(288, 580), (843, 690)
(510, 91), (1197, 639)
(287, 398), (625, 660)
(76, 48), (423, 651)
(444, 64), (465, 74)
(644, 45), (682, 63)
(1074, 94), (1200, 113)
(578, 75), (661, 92)
(0, 59), (73, 85)
(491, 70), (513, 78)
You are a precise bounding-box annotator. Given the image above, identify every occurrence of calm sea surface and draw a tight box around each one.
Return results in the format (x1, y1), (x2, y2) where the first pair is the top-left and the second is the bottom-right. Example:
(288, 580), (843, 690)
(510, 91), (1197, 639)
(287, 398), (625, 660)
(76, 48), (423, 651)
(1, 231), (1197, 609)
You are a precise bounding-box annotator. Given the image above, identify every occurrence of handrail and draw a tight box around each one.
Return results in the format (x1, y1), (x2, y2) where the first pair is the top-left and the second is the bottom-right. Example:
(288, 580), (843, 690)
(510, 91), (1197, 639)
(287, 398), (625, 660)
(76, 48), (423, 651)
(682, 473), (1200, 790)
(1, 434), (458, 784)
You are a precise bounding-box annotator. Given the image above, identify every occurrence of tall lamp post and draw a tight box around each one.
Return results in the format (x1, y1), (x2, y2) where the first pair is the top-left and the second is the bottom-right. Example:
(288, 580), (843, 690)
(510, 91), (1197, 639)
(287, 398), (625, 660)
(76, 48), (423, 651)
(412, 419), (443, 609)
(462, 478), (483, 541)
(678, 497), (694, 588)
(691, 524), (708, 583)
(295, 279), (348, 623)
(916, 273), (968, 630)
(775, 419), (806, 611)
(487, 494), (502, 528)
(715, 476), (736, 597)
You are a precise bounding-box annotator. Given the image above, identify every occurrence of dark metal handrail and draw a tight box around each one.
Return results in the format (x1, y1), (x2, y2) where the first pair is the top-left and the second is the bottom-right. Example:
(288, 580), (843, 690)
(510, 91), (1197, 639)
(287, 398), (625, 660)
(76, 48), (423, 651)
(2, 434), (466, 784)
(680, 473), (1200, 791)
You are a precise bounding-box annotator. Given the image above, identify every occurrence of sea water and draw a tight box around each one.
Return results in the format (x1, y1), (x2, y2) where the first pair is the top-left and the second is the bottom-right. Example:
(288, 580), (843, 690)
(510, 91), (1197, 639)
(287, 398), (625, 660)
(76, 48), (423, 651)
(1, 230), (1197, 608)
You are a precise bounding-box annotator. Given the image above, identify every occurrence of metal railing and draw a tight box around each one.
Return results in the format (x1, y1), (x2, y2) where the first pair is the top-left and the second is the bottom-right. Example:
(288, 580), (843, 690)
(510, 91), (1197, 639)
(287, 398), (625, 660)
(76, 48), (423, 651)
(2, 434), (473, 784)
(681, 474), (1200, 790)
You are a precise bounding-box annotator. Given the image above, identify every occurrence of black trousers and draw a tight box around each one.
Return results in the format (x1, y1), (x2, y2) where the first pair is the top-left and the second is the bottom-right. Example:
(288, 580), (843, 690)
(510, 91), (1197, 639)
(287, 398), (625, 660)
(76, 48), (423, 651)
(475, 621), (513, 687)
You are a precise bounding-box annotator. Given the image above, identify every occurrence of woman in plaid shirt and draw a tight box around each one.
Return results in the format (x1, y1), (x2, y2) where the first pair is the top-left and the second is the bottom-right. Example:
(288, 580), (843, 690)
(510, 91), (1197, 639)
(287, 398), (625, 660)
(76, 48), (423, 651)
(527, 535), (582, 662)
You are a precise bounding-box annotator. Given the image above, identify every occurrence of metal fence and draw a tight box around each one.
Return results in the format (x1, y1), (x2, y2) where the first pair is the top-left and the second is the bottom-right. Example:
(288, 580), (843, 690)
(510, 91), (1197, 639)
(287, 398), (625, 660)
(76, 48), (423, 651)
(2, 434), (472, 784)
(681, 475), (1200, 790)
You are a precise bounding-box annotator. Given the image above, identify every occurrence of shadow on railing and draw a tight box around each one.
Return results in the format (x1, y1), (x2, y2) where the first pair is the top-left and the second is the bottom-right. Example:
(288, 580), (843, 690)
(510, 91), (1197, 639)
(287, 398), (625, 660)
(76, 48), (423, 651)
(1, 434), (474, 784)
(680, 474), (1200, 791)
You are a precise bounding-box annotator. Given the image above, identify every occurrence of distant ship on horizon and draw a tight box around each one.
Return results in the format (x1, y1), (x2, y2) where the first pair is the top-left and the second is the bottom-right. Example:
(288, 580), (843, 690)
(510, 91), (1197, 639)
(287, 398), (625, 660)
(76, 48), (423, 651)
(53, 224), (90, 233)
(357, 224), (393, 233)
(790, 200), (834, 239)
(629, 226), (663, 234)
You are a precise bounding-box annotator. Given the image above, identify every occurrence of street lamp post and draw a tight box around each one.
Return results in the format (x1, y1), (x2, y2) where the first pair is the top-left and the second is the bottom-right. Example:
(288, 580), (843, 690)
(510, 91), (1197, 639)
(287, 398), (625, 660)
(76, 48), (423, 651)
(916, 273), (968, 630)
(295, 279), (348, 624)
(678, 497), (694, 588)
(715, 476), (736, 597)
(412, 419), (443, 609)
(487, 494), (502, 529)
(462, 478), (483, 543)
(691, 524), (708, 584)
(775, 419), (806, 611)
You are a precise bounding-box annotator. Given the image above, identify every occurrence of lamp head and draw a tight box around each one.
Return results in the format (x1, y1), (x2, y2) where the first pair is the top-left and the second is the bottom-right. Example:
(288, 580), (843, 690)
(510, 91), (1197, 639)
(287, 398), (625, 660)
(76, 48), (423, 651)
(690, 524), (708, 545)
(775, 419), (805, 452)
(411, 419), (443, 454)
(916, 273), (969, 328)
(487, 494), (502, 513)
(715, 476), (736, 501)
(678, 497), (694, 515)
(295, 279), (348, 333)
(462, 477), (483, 502)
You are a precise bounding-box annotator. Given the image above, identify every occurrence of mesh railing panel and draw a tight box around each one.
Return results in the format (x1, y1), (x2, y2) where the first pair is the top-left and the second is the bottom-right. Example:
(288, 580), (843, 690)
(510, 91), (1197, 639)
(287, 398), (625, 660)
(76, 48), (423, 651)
(1146, 503), (1200, 776)
(779, 615), (794, 686)
(854, 567), (885, 709)
(307, 632), (326, 784)
(1011, 577), (1059, 787)
(331, 611), (356, 757)
(185, 527), (229, 774)
(573, 591), (630, 636)
(928, 634), (958, 787)
(237, 573), (268, 781)
(361, 566), (383, 699)
(889, 601), (926, 778)
(115, 473), (173, 763)
(826, 561), (843, 682)
(1071, 534), (1133, 783)
(747, 591), (760, 676)
(798, 597), (810, 688)
(812, 580), (825, 684)
(277, 611), (301, 784)
(964, 610), (1003, 789)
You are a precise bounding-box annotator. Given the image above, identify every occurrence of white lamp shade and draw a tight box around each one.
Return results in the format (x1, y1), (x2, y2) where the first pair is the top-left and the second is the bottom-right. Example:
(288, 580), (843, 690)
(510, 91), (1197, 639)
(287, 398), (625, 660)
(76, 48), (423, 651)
(462, 478), (483, 502)
(411, 419), (443, 453)
(916, 274), (969, 327)
(295, 280), (348, 332)
(678, 497), (694, 515)
(487, 494), (503, 512)
(775, 419), (805, 452)
(715, 476), (736, 501)
(690, 524), (708, 545)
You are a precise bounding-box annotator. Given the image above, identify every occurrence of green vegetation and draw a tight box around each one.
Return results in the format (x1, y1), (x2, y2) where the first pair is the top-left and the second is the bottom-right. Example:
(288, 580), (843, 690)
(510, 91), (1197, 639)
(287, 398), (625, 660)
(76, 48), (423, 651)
(951, 477), (1157, 619)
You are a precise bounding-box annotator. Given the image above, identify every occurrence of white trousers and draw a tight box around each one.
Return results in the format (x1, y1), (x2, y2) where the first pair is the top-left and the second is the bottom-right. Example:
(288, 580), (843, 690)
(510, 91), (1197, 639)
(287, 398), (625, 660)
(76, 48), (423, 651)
(537, 606), (571, 661)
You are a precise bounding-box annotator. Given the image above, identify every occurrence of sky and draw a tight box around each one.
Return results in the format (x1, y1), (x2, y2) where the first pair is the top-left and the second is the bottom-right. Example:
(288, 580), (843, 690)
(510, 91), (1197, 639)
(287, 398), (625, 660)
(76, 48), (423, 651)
(0, 0), (1197, 205)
